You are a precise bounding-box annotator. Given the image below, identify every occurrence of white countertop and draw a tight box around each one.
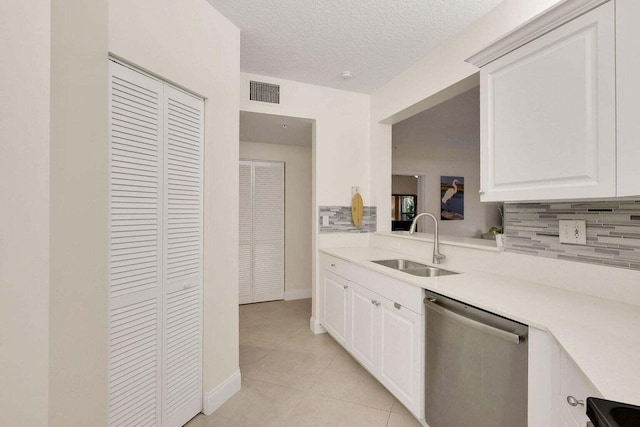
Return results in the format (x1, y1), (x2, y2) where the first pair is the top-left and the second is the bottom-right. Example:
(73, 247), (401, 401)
(320, 246), (640, 406)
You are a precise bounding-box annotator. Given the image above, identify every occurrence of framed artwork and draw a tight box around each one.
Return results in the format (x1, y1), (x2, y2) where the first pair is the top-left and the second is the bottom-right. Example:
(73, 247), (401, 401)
(441, 176), (464, 220)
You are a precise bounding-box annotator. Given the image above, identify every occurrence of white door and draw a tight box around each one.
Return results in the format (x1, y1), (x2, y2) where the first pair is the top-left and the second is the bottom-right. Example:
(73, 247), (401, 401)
(322, 270), (349, 347)
(161, 84), (203, 427)
(108, 62), (164, 427)
(378, 300), (422, 417)
(108, 60), (203, 427)
(350, 283), (379, 374)
(239, 163), (253, 303)
(239, 161), (284, 304)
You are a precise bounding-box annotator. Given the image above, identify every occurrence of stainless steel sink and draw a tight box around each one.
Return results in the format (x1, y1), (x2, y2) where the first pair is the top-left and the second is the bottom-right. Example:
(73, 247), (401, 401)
(371, 259), (458, 277)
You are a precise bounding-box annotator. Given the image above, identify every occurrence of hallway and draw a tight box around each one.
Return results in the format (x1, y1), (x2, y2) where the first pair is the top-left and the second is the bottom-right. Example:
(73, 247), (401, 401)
(187, 299), (421, 427)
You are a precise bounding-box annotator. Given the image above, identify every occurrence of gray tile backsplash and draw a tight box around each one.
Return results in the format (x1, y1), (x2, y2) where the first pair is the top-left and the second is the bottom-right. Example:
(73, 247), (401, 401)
(504, 200), (640, 271)
(319, 206), (377, 233)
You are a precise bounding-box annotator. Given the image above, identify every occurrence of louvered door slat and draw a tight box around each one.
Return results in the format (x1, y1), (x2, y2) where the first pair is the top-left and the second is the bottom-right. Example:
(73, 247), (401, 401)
(109, 62), (163, 427)
(162, 85), (203, 427)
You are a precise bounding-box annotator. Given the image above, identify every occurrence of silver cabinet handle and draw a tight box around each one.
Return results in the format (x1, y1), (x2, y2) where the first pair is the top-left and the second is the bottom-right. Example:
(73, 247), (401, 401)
(343, 284), (348, 289)
(478, 190), (485, 195)
(331, 263), (336, 267)
(566, 396), (584, 407)
(371, 300), (381, 306)
(394, 302), (401, 310)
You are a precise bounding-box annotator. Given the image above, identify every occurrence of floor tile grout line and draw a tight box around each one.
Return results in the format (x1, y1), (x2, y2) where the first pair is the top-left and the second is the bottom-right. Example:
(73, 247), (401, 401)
(194, 299), (420, 427)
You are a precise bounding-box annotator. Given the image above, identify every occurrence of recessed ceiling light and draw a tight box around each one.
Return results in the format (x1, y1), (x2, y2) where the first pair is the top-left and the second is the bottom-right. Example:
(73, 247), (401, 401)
(341, 71), (353, 79)
(281, 123), (287, 128)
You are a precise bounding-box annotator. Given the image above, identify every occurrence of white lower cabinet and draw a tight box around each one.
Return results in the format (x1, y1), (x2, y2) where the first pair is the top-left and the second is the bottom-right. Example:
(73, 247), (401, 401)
(560, 350), (601, 427)
(378, 298), (422, 414)
(350, 282), (379, 373)
(322, 270), (350, 348)
(319, 254), (424, 419)
(528, 327), (601, 427)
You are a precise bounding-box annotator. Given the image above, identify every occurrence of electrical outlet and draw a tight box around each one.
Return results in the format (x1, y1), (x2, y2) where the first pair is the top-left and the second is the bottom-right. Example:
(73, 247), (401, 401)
(322, 215), (329, 227)
(559, 220), (587, 245)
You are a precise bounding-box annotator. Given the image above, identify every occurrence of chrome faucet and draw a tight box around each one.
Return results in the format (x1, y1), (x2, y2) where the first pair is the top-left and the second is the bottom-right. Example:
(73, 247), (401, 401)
(409, 212), (446, 264)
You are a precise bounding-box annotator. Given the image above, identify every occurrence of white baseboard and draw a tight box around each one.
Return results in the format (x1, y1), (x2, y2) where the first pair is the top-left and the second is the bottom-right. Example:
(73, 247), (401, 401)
(202, 370), (241, 415)
(284, 288), (311, 301)
(309, 316), (326, 334)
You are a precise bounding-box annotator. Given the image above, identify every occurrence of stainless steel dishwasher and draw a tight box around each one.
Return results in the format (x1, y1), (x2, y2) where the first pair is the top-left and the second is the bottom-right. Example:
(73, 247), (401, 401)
(424, 290), (528, 427)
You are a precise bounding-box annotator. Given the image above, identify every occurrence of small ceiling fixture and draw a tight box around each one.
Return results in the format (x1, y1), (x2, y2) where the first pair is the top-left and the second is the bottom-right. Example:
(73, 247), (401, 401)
(341, 71), (353, 79)
(281, 123), (287, 128)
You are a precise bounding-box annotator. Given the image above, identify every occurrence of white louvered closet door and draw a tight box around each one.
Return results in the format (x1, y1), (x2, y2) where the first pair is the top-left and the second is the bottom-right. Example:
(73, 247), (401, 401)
(239, 163), (252, 304)
(109, 62), (163, 427)
(109, 60), (203, 427)
(238, 161), (284, 304)
(162, 85), (203, 427)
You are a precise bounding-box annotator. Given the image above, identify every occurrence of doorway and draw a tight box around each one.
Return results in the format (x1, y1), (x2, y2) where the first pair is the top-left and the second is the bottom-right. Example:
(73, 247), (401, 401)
(239, 112), (313, 304)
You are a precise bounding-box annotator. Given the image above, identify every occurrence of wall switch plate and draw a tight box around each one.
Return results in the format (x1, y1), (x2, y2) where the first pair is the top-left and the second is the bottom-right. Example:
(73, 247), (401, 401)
(559, 220), (587, 245)
(322, 215), (329, 227)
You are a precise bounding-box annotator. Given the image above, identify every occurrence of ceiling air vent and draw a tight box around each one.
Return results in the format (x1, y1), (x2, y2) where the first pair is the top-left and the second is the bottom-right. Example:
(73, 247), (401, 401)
(250, 80), (280, 104)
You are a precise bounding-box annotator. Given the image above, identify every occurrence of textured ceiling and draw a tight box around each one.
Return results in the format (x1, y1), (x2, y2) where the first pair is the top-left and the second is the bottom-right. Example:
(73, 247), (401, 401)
(207, 0), (502, 93)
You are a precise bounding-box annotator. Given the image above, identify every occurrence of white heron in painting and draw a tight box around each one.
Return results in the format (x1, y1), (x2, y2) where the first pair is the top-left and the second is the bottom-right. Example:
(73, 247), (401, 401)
(441, 179), (460, 207)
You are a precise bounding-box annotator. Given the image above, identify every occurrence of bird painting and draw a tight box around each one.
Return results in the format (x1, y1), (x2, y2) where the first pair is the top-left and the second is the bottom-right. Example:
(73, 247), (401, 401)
(441, 176), (464, 220)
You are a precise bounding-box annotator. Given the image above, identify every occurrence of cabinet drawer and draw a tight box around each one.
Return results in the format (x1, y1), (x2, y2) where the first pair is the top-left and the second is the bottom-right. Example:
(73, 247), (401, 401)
(370, 273), (423, 314)
(320, 254), (423, 313)
(320, 254), (352, 279)
(560, 351), (601, 426)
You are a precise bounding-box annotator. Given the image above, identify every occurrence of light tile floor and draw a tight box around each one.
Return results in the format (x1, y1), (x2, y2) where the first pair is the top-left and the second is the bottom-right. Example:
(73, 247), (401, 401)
(186, 299), (422, 427)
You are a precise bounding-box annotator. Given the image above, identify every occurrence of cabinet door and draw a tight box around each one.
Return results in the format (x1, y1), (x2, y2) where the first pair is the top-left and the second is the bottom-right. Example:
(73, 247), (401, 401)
(616, 0), (640, 197)
(350, 283), (380, 374)
(480, 2), (615, 201)
(322, 270), (350, 347)
(378, 300), (422, 418)
(561, 406), (582, 427)
(560, 351), (601, 427)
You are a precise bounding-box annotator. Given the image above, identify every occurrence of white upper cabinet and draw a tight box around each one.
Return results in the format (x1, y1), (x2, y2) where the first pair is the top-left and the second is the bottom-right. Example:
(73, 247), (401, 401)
(616, 0), (640, 196)
(469, 1), (619, 202)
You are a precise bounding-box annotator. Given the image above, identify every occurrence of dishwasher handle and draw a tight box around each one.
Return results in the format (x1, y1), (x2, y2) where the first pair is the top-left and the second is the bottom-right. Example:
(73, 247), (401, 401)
(424, 297), (525, 344)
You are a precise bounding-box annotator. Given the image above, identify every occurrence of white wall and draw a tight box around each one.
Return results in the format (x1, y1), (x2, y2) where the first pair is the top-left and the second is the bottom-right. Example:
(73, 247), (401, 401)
(371, 0), (563, 124)
(240, 141), (312, 298)
(371, 0), (563, 234)
(49, 1), (110, 425)
(392, 87), (501, 237)
(109, 0), (241, 402)
(0, 1), (51, 425)
(392, 175), (418, 195)
(239, 72), (371, 322)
